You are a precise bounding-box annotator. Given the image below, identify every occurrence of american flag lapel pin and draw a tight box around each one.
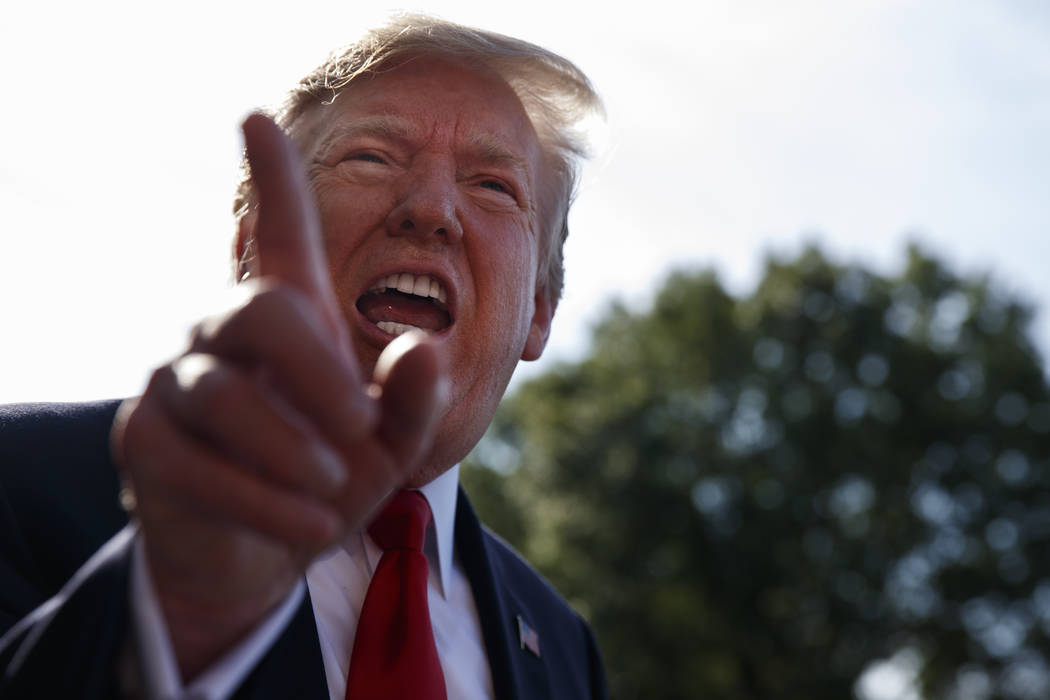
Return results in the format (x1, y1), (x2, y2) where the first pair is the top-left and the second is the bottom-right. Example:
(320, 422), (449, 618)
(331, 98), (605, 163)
(516, 615), (541, 657)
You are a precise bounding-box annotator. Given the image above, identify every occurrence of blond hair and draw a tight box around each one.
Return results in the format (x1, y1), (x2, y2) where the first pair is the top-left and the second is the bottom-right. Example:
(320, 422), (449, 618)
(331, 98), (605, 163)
(233, 13), (602, 301)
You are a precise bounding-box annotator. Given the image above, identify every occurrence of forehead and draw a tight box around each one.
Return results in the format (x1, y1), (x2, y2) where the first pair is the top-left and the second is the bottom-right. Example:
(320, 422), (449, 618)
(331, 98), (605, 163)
(295, 56), (542, 165)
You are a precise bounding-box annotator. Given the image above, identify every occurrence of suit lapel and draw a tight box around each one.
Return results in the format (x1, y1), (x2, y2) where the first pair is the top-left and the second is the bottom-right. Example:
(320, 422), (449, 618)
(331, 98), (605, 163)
(0, 527), (134, 699)
(455, 488), (550, 700)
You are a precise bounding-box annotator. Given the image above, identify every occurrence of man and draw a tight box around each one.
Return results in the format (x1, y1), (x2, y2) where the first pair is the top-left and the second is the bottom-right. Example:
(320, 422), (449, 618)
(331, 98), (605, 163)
(0, 14), (606, 700)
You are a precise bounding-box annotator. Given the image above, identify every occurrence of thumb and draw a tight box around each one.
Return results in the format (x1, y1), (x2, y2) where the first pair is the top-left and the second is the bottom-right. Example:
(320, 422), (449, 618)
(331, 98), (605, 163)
(372, 331), (448, 471)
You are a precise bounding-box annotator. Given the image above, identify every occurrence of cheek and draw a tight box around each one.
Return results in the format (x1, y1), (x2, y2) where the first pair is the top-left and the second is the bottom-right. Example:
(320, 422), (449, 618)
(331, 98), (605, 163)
(502, 234), (541, 320)
(477, 236), (539, 346)
(477, 207), (540, 269)
(315, 185), (390, 259)
(474, 218), (537, 285)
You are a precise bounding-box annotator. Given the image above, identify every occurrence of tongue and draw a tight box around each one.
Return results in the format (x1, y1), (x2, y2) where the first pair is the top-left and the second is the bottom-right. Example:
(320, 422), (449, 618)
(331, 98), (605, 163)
(357, 291), (451, 332)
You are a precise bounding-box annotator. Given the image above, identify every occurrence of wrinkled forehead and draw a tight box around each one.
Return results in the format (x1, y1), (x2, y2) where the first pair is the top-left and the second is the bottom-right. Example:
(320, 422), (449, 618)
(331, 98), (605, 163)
(289, 55), (543, 167)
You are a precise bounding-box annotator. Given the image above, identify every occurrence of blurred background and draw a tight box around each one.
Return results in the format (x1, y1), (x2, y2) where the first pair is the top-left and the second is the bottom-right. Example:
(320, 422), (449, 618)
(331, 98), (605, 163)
(2, 1), (1048, 697)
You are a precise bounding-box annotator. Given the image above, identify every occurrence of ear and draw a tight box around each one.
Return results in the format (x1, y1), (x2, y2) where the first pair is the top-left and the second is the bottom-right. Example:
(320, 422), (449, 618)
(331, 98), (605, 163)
(234, 211), (259, 281)
(521, 282), (556, 362)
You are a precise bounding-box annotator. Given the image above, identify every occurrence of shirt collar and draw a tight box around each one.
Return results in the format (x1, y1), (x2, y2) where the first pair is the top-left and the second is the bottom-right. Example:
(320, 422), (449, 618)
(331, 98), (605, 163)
(416, 463), (459, 599)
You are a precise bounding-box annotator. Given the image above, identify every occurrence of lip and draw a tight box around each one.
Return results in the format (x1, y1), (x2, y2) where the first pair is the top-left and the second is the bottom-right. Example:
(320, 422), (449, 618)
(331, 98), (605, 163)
(352, 265), (458, 346)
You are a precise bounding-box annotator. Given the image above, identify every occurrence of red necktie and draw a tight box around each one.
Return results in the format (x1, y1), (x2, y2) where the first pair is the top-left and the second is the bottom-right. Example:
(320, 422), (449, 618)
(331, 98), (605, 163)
(345, 491), (448, 700)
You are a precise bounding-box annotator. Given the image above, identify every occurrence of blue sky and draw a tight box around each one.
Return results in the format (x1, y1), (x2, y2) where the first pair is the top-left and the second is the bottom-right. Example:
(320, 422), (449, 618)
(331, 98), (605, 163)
(1, 0), (1047, 401)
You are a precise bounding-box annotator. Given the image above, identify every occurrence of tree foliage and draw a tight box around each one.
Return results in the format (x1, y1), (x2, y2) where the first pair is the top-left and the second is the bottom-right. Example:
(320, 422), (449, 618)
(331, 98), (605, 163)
(462, 245), (1050, 699)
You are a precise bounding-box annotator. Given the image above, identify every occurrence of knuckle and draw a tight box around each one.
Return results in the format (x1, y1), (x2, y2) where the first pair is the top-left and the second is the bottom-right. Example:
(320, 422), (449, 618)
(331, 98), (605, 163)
(117, 400), (164, 468)
(187, 316), (222, 351)
(249, 282), (308, 318)
(188, 281), (308, 354)
(175, 356), (244, 424)
(144, 364), (177, 395)
(216, 283), (316, 346)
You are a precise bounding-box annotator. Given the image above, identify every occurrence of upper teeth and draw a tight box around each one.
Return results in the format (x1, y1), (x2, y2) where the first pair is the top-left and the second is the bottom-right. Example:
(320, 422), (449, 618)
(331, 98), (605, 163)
(370, 273), (447, 304)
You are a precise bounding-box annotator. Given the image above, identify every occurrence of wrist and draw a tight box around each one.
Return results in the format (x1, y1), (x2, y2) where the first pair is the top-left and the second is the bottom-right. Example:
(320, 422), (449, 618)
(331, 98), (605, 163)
(157, 578), (297, 681)
(139, 530), (301, 681)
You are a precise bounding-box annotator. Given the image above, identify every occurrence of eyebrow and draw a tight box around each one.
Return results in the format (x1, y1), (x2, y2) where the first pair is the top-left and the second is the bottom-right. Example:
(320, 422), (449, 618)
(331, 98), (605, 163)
(313, 115), (417, 159)
(313, 114), (532, 181)
(464, 132), (530, 174)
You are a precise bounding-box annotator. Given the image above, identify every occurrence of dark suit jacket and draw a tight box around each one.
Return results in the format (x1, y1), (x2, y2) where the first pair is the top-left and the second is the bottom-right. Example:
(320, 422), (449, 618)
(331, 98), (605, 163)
(0, 401), (606, 699)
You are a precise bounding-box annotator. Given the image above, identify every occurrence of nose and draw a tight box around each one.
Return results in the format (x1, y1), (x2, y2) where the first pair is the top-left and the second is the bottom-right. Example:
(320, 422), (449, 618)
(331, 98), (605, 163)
(385, 165), (464, 243)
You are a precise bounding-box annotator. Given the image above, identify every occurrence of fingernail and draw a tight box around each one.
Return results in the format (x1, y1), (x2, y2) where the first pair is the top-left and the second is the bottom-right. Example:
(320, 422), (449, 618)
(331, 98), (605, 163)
(435, 375), (451, 407)
(312, 444), (347, 489)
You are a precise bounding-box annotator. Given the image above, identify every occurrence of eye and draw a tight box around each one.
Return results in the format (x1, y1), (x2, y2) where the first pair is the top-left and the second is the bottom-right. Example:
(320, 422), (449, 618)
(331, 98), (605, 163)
(345, 152), (387, 165)
(479, 179), (512, 195)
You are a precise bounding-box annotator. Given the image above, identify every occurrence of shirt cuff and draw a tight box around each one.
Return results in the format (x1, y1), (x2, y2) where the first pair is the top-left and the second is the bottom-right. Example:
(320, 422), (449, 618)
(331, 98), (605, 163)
(129, 534), (306, 700)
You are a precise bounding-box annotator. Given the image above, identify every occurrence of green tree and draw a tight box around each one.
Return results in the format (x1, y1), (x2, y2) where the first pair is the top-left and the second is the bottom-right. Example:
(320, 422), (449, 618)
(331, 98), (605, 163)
(462, 245), (1050, 699)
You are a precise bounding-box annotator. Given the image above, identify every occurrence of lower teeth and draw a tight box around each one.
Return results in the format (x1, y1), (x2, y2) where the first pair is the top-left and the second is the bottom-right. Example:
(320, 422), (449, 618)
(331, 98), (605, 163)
(376, 321), (428, 336)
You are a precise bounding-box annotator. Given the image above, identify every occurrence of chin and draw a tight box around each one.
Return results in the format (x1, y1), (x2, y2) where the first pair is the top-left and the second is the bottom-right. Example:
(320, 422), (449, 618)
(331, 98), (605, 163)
(403, 430), (475, 488)
(403, 463), (449, 489)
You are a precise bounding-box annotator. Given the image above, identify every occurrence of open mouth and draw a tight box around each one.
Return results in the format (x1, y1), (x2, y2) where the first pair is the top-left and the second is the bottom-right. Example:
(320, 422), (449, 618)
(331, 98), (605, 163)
(356, 272), (452, 337)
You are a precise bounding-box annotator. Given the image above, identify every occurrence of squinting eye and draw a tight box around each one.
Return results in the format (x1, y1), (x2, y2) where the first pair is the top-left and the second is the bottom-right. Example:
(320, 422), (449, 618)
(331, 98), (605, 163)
(348, 153), (386, 164)
(480, 180), (511, 195)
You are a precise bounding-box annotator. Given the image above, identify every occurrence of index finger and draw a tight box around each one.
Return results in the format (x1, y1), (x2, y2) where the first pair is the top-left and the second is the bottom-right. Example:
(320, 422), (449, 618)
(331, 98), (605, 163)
(242, 114), (343, 329)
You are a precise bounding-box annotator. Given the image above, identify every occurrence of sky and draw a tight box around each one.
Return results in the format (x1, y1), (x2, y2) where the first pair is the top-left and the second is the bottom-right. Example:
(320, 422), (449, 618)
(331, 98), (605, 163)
(2, 0), (1048, 402)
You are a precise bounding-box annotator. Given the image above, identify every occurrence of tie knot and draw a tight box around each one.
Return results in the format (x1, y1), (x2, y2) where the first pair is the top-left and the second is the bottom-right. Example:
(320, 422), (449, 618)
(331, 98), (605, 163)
(368, 490), (432, 553)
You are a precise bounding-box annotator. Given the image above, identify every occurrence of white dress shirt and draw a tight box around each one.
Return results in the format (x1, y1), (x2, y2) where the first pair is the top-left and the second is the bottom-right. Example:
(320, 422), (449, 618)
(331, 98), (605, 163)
(131, 465), (494, 700)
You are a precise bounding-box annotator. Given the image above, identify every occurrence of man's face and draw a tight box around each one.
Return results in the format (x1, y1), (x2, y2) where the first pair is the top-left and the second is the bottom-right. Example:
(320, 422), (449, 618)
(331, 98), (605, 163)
(288, 57), (553, 484)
